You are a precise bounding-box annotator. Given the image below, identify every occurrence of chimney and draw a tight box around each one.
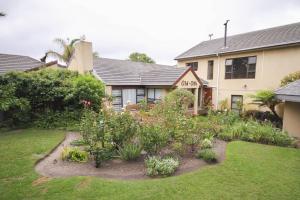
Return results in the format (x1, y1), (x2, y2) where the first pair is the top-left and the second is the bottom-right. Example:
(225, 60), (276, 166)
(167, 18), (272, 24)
(68, 40), (93, 74)
(223, 20), (230, 48)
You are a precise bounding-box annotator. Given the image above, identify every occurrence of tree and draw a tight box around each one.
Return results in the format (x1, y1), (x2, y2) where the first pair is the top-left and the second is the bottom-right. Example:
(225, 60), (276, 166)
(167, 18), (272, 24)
(46, 38), (80, 65)
(249, 90), (280, 119)
(280, 71), (300, 86)
(128, 52), (155, 63)
(93, 51), (100, 58)
(0, 12), (5, 17)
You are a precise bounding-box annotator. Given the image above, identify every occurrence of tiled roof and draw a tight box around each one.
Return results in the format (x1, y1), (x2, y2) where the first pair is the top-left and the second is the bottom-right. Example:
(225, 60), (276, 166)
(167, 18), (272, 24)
(0, 53), (44, 75)
(93, 57), (207, 86)
(176, 22), (300, 60)
(275, 80), (300, 102)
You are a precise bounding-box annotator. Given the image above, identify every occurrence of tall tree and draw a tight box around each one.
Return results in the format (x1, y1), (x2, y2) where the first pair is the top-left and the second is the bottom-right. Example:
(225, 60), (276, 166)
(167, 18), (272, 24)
(128, 52), (155, 64)
(46, 38), (80, 65)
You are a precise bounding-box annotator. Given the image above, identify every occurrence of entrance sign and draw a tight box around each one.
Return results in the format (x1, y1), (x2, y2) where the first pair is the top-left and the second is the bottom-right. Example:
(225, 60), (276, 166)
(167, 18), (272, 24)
(180, 80), (198, 87)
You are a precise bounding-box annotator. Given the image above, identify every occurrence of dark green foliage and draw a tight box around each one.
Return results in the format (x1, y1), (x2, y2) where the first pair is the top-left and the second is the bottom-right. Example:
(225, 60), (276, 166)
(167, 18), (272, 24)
(91, 147), (113, 168)
(196, 149), (217, 163)
(0, 69), (105, 128)
(118, 144), (142, 161)
(128, 52), (155, 63)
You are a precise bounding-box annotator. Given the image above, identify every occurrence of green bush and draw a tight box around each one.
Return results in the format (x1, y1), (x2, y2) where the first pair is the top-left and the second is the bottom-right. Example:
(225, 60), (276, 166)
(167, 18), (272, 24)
(0, 69), (105, 128)
(70, 139), (87, 146)
(145, 156), (179, 177)
(118, 144), (142, 161)
(200, 138), (213, 149)
(61, 147), (88, 162)
(171, 142), (185, 155)
(139, 124), (169, 154)
(90, 147), (113, 168)
(106, 111), (138, 149)
(196, 149), (217, 163)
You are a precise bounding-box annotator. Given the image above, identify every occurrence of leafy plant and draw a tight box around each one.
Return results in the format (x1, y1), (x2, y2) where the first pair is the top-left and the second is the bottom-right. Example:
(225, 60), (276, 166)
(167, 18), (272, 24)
(128, 52), (155, 63)
(145, 156), (179, 177)
(280, 71), (300, 86)
(90, 147), (113, 168)
(196, 149), (217, 163)
(249, 90), (280, 119)
(139, 124), (169, 154)
(70, 139), (87, 146)
(118, 144), (142, 161)
(200, 139), (213, 149)
(61, 147), (88, 162)
(106, 111), (138, 149)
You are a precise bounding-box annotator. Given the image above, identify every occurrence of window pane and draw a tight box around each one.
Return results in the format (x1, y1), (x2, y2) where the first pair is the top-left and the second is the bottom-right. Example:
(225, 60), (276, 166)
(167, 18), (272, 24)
(112, 89), (121, 97)
(147, 89), (155, 99)
(248, 64), (256, 72)
(225, 65), (232, 73)
(248, 72), (255, 78)
(155, 89), (163, 100)
(225, 59), (232, 65)
(137, 88), (145, 95)
(137, 96), (145, 103)
(113, 104), (122, 112)
(225, 72), (231, 79)
(232, 57), (248, 78)
(207, 61), (214, 80)
(248, 56), (256, 64)
(112, 97), (122, 105)
(186, 62), (198, 71)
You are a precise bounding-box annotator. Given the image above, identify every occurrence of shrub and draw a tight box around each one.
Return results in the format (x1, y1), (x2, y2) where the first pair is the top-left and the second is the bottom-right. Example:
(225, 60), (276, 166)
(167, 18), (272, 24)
(171, 142), (185, 155)
(196, 149), (217, 163)
(90, 147), (113, 168)
(145, 156), (179, 177)
(280, 71), (300, 86)
(118, 144), (142, 161)
(139, 124), (169, 154)
(106, 111), (138, 149)
(61, 147), (88, 162)
(218, 131), (234, 141)
(200, 138), (213, 149)
(70, 139), (87, 146)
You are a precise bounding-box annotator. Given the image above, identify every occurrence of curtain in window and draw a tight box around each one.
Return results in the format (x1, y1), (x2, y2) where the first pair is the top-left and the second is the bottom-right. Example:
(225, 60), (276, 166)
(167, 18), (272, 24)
(122, 89), (136, 107)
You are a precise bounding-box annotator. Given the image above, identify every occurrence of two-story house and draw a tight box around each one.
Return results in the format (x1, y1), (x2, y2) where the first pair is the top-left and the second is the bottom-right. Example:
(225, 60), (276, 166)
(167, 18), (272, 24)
(175, 22), (300, 111)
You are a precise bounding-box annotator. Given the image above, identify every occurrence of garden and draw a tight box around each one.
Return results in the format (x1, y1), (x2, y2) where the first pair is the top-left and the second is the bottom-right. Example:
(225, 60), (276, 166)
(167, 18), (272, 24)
(35, 86), (296, 179)
(0, 69), (299, 199)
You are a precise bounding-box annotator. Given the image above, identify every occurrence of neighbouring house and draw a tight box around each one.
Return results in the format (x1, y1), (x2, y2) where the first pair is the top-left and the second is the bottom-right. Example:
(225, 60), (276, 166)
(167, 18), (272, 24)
(0, 53), (63, 75)
(175, 22), (300, 112)
(68, 41), (208, 114)
(275, 80), (300, 138)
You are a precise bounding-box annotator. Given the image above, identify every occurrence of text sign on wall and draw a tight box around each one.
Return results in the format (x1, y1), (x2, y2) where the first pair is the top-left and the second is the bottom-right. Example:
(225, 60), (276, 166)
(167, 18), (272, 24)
(180, 80), (198, 87)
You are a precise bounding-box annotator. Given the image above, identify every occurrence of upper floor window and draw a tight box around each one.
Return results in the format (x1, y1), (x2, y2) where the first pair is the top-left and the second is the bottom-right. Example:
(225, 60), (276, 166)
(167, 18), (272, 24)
(207, 60), (214, 80)
(225, 56), (256, 79)
(186, 62), (198, 71)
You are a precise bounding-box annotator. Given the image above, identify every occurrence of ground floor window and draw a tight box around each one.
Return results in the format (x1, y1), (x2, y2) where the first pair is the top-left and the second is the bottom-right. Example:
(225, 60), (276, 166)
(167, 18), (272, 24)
(112, 87), (146, 111)
(147, 88), (163, 103)
(231, 95), (243, 112)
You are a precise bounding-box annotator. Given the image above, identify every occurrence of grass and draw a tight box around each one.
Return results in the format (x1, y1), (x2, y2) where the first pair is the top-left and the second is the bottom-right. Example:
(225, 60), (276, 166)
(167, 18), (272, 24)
(0, 129), (300, 200)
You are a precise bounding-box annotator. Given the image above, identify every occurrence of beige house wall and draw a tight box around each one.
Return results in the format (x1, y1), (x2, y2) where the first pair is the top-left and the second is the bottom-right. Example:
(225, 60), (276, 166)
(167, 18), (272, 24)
(282, 101), (300, 138)
(177, 46), (300, 110)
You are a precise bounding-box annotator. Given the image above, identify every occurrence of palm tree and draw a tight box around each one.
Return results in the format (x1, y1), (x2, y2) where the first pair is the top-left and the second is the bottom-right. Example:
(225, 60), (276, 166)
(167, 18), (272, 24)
(46, 38), (80, 65)
(0, 12), (6, 17)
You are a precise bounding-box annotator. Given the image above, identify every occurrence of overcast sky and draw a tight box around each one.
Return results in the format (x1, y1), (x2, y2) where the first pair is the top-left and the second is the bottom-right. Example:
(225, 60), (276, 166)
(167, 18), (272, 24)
(1, 0), (300, 65)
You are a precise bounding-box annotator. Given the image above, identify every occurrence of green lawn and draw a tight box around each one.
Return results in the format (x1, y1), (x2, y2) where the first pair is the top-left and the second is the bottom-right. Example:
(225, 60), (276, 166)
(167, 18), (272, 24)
(0, 129), (299, 200)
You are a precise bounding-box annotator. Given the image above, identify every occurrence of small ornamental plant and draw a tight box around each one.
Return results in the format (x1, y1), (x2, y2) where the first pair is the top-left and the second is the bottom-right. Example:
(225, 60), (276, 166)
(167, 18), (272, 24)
(145, 156), (179, 177)
(196, 149), (217, 163)
(200, 138), (213, 149)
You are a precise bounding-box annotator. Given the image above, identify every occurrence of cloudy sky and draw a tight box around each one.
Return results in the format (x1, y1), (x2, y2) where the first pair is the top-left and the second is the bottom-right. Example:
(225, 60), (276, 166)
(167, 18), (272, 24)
(1, 0), (300, 65)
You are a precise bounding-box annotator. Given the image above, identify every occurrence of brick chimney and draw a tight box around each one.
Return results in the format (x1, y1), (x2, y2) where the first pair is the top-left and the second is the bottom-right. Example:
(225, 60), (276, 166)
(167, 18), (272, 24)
(68, 40), (93, 74)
